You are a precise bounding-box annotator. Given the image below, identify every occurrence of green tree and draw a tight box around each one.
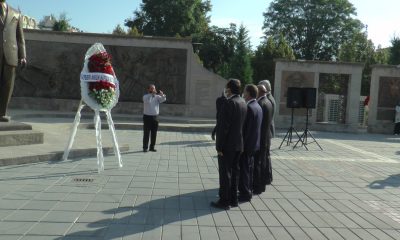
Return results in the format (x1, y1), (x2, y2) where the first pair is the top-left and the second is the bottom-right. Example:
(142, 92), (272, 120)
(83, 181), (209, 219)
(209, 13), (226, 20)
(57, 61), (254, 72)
(389, 36), (400, 65)
(229, 25), (253, 85)
(339, 32), (375, 63)
(125, 0), (211, 37)
(252, 35), (295, 85)
(52, 13), (71, 32)
(374, 46), (389, 64)
(113, 24), (127, 35)
(194, 24), (237, 77)
(339, 31), (389, 95)
(128, 26), (143, 37)
(263, 0), (363, 60)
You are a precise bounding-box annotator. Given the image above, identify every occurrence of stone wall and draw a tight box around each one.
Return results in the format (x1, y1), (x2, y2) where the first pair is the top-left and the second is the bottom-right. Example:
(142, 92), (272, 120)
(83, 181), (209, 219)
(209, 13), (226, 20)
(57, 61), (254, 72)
(368, 65), (400, 134)
(274, 60), (363, 133)
(10, 30), (227, 118)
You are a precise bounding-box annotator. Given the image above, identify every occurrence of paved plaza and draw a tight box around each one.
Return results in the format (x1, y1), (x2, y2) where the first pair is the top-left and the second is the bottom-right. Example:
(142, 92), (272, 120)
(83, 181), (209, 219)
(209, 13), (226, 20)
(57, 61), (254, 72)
(1, 119), (400, 239)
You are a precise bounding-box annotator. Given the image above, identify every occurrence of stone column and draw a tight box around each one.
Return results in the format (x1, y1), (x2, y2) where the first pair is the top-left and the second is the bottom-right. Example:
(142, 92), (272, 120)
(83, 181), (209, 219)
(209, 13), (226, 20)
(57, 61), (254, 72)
(346, 69), (363, 129)
(368, 67), (380, 128)
(274, 61), (283, 117)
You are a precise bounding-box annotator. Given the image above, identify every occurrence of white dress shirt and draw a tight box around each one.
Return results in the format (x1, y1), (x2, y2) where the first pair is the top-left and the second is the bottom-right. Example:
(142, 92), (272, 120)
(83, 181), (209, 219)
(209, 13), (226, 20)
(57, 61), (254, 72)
(143, 93), (166, 116)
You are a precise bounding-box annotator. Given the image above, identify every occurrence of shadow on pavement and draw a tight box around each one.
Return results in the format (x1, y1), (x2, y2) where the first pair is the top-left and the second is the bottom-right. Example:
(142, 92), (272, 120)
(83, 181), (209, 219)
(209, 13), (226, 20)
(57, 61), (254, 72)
(369, 174), (400, 189)
(275, 130), (400, 144)
(56, 189), (221, 239)
(159, 140), (215, 148)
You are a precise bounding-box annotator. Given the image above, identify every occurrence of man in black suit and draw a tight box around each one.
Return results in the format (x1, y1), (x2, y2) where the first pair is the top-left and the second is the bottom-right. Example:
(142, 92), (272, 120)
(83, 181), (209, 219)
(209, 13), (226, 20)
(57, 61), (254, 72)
(211, 92), (226, 141)
(212, 79), (247, 210)
(253, 85), (274, 194)
(238, 84), (262, 202)
(259, 80), (276, 138)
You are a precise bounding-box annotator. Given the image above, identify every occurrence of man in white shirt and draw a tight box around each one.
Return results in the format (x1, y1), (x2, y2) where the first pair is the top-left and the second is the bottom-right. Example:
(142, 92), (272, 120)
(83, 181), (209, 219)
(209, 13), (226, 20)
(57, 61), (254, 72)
(143, 84), (166, 152)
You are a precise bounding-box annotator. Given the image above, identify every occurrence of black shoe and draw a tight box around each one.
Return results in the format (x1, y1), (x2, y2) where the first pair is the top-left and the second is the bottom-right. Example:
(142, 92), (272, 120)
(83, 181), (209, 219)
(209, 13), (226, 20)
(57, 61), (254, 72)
(210, 201), (230, 210)
(253, 190), (262, 195)
(230, 201), (239, 207)
(238, 195), (251, 203)
(149, 148), (157, 152)
(143, 149), (148, 152)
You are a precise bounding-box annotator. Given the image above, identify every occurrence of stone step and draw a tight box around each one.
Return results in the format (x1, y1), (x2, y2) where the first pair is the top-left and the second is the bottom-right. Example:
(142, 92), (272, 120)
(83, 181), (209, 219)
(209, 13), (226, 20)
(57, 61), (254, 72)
(80, 122), (214, 133)
(0, 145), (129, 167)
(0, 122), (33, 131)
(0, 130), (44, 147)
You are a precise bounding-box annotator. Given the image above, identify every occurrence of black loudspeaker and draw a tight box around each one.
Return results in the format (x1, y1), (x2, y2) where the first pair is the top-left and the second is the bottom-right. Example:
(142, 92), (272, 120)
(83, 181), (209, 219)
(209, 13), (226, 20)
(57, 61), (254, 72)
(287, 87), (303, 108)
(303, 88), (317, 109)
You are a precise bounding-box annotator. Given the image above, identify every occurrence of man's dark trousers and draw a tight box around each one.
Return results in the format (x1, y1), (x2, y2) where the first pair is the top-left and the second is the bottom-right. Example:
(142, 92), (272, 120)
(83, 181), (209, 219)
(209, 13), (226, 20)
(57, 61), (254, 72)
(239, 151), (255, 200)
(253, 147), (267, 193)
(264, 144), (273, 185)
(218, 151), (240, 206)
(143, 115), (159, 150)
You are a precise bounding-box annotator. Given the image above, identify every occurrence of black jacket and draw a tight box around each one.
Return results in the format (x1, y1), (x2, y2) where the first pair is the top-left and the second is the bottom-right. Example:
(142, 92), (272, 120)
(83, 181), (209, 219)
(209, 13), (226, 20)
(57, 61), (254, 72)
(267, 93), (276, 138)
(216, 95), (226, 124)
(216, 95), (247, 152)
(258, 95), (274, 148)
(243, 99), (263, 153)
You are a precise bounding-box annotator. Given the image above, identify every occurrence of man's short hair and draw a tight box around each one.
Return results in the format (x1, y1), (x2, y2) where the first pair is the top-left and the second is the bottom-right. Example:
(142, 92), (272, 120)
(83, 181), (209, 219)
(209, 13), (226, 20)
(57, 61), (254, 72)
(227, 79), (241, 95)
(257, 85), (267, 95)
(245, 84), (258, 99)
(258, 80), (271, 92)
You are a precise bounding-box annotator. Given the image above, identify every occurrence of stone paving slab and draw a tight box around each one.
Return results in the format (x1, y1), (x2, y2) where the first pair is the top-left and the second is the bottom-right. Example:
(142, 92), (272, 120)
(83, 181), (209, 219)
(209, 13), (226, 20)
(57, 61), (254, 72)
(0, 126), (399, 239)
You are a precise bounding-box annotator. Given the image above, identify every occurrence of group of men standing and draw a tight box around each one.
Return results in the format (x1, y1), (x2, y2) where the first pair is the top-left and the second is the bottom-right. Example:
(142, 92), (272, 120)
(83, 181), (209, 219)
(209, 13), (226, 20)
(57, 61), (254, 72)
(211, 79), (275, 210)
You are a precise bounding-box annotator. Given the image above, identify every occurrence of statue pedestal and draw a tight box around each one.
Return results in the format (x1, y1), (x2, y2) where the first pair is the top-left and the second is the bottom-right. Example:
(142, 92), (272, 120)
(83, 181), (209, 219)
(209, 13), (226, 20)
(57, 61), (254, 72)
(0, 122), (44, 147)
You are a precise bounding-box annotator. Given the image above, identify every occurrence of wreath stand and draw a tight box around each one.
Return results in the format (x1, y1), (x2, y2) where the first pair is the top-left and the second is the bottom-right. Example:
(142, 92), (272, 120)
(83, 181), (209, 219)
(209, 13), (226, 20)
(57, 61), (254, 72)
(62, 99), (123, 173)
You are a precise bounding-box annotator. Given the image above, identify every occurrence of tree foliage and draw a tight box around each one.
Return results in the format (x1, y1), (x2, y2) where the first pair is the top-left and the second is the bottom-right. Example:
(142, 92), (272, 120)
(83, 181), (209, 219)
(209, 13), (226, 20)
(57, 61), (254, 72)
(339, 31), (389, 95)
(252, 35), (295, 85)
(389, 36), (400, 65)
(263, 0), (363, 60)
(229, 25), (253, 85)
(125, 0), (211, 37)
(52, 13), (71, 32)
(112, 24), (127, 35)
(194, 24), (237, 77)
(128, 26), (144, 37)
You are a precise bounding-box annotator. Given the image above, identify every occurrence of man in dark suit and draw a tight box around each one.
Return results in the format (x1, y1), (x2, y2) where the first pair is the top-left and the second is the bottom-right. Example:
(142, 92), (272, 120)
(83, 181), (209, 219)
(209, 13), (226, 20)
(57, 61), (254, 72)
(259, 80), (276, 138)
(238, 84), (262, 202)
(212, 79), (247, 210)
(211, 92), (226, 141)
(253, 85), (273, 194)
(0, 0), (27, 122)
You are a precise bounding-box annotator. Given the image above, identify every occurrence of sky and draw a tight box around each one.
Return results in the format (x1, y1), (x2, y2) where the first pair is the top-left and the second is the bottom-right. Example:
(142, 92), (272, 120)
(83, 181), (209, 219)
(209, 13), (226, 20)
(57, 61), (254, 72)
(7, 0), (400, 49)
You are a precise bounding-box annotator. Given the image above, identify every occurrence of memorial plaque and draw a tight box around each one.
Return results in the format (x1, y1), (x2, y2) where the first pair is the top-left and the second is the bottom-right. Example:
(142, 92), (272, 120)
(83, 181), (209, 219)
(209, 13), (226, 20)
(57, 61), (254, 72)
(377, 77), (400, 121)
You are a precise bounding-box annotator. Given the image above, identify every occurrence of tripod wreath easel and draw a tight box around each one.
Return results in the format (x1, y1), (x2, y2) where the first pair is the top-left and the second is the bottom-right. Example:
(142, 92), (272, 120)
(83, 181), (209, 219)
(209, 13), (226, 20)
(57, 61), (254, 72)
(62, 100), (122, 173)
(62, 43), (123, 173)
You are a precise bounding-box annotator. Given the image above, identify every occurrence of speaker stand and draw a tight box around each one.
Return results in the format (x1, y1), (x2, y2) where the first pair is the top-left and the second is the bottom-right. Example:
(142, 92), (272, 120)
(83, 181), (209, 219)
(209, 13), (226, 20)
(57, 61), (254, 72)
(279, 108), (303, 149)
(294, 108), (323, 150)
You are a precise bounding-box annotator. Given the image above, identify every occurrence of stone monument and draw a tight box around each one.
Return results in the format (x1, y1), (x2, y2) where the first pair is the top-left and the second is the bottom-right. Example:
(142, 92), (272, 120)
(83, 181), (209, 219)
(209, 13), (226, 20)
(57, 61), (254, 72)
(0, 0), (27, 122)
(0, 1), (42, 147)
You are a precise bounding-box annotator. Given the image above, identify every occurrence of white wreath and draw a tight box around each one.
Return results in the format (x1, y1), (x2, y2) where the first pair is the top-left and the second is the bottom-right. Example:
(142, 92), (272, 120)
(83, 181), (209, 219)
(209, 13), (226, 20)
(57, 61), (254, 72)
(80, 43), (120, 111)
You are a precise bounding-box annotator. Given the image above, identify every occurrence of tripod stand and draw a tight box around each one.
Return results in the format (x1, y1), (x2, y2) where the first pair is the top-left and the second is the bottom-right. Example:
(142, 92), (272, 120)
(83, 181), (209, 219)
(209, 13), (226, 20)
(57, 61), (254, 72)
(293, 108), (323, 150)
(279, 108), (303, 149)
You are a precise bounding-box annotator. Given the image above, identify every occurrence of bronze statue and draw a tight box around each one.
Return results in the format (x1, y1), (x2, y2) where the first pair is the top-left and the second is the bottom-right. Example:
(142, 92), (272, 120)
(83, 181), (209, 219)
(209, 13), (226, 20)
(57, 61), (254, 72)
(0, 0), (26, 122)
